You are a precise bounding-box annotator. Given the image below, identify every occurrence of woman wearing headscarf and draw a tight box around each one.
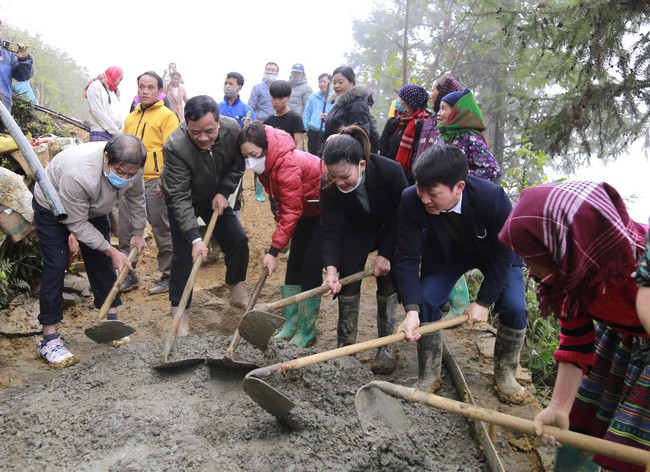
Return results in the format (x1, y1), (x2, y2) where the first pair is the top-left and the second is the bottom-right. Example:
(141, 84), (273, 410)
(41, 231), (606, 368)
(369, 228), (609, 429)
(379, 84), (430, 184)
(83, 66), (124, 142)
(499, 181), (649, 472)
(436, 88), (501, 182)
(415, 73), (464, 159)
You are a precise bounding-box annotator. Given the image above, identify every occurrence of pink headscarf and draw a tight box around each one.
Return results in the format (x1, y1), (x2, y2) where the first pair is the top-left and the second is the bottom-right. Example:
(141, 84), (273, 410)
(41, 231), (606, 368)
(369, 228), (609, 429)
(82, 66), (123, 99)
(499, 181), (647, 319)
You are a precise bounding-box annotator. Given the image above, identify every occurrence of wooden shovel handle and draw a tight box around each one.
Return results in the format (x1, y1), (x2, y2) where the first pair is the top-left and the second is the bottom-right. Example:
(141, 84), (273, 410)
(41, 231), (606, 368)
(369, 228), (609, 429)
(258, 267), (374, 312)
(224, 269), (269, 357)
(256, 314), (468, 377)
(370, 380), (649, 468)
(93, 247), (138, 324)
(161, 208), (219, 360)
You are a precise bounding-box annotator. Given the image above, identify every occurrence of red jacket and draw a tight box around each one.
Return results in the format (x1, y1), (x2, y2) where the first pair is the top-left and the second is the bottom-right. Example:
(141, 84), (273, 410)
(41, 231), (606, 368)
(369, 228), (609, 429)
(258, 126), (325, 251)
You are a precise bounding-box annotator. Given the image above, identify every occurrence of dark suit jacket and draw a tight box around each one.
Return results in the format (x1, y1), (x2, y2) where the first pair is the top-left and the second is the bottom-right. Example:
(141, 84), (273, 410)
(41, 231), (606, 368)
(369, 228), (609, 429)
(320, 154), (408, 268)
(395, 176), (520, 308)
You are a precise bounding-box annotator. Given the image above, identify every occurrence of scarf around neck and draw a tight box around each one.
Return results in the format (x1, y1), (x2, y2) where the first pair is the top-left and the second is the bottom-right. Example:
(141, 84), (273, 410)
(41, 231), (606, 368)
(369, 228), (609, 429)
(395, 109), (429, 173)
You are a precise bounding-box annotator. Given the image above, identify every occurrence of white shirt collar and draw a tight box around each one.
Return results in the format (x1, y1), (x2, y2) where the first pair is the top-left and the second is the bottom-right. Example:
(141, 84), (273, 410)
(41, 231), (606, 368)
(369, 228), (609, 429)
(442, 193), (462, 214)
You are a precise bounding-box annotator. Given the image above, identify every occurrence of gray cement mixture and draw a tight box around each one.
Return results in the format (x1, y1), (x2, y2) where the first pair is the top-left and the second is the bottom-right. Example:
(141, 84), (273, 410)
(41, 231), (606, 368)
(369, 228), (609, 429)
(1, 334), (489, 471)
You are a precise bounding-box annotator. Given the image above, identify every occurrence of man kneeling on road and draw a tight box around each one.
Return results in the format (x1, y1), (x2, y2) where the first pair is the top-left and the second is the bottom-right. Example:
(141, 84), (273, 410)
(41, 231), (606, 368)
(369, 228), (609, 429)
(161, 95), (250, 335)
(394, 145), (532, 404)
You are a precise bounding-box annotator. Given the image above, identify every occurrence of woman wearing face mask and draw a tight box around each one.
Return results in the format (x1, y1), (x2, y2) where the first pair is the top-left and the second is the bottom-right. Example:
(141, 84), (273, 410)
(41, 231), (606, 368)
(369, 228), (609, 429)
(320, 125), (408, 373)
(32, 135), (147, 366)
(236, 122), (326, 347)
(378, 84), (430, 184)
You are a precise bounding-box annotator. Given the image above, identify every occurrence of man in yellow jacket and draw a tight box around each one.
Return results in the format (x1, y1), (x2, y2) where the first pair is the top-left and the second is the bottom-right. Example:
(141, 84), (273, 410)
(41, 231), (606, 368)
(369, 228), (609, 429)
(120, 71), (180, 295)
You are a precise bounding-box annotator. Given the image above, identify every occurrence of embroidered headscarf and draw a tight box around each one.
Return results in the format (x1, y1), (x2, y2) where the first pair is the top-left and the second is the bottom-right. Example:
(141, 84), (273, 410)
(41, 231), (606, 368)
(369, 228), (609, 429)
(82, 66), (123, 99)
(432, 74), (463, 113)
(437, 89), (487, 143)
(498, 181), (647, 319)
(395, 84), (430, 173)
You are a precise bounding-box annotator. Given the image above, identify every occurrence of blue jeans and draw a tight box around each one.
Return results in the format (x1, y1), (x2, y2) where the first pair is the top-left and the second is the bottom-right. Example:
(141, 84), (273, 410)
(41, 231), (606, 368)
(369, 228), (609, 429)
(33, 200), (121, 326)
(419, 257), (527, 329)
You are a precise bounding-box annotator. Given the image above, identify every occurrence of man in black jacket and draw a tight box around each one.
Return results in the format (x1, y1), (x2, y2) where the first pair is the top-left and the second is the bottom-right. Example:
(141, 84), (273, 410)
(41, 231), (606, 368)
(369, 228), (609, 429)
(161, 95), (249, 335)
(394, 145), (532, 405)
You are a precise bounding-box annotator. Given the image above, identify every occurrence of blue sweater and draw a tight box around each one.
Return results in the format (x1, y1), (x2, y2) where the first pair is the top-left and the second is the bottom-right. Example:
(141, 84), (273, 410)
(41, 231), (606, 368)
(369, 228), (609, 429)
(303, 90), (334, 131)
(0, 49), (33, 110)
(218, 96), (255, 128)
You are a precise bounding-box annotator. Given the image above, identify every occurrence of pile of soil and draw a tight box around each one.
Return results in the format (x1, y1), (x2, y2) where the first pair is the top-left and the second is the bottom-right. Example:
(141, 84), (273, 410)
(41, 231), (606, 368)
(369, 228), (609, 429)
(0, 172), (548, 471)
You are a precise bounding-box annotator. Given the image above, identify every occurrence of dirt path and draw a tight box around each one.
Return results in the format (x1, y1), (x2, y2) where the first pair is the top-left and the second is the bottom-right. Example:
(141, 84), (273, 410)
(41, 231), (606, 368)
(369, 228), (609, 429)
(0, 171), (550, 471)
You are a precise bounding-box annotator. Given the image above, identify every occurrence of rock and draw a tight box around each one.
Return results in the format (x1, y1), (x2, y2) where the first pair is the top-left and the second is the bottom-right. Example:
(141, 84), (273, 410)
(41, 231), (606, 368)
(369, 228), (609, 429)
(0, 294), (41, 335)
(62, 292), (80, 309)
(63, 273), (90, 295)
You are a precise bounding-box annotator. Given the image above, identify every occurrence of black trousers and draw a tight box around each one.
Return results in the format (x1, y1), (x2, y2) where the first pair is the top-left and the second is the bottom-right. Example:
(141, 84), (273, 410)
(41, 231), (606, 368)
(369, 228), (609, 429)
(168, 205), (249, 308)
(33, 200), (120, 326)
(284, 217), (322, 290)
(307, 129), (324, 157)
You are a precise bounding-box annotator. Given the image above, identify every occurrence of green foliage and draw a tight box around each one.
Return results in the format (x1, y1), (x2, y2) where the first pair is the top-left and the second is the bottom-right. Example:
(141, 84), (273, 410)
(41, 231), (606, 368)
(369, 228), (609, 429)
(0, 238), (41, 310)
(520, 272), (559, 405)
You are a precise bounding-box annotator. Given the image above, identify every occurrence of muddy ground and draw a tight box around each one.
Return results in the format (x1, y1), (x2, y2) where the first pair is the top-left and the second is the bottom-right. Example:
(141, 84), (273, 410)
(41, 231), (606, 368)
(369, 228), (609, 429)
(0, 171), (551, 471)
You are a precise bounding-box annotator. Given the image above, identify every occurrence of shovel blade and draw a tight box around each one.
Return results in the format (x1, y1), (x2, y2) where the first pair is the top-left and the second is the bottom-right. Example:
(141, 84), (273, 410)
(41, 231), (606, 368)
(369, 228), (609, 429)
(152, 357), (205, 370)
(205, 356), (259, 372)
(238, 309), (285, 350)
(84, 320), (136, 344)
(243, 375), (295, 419)
(355, 383), (410, 438)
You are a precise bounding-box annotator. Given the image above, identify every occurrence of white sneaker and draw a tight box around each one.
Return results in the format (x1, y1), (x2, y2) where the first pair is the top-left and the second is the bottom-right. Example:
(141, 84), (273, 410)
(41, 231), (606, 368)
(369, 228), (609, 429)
(38, 338), (78, 368)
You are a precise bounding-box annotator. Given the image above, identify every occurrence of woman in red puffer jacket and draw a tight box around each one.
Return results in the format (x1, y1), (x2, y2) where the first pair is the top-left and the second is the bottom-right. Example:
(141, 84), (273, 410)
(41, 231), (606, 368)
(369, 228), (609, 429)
(237, 122), (326, 347)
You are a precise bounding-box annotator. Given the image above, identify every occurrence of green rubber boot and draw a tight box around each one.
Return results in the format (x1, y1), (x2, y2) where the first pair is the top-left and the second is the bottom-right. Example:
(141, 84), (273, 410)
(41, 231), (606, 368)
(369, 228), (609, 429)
(255, 180), (266, 202)
(273, 284), (302, 340)
(289, 296), (321, 348)
(446, 275), (469, 318)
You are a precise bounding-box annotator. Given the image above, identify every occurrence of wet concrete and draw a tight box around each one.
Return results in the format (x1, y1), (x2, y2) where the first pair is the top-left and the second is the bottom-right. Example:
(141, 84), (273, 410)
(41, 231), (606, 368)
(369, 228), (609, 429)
(0, 334), (488, 471)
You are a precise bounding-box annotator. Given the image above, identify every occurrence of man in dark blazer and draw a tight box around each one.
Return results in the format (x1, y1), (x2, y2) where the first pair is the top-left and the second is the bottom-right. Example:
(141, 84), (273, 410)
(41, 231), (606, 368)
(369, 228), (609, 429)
(394, 145), (532, 405)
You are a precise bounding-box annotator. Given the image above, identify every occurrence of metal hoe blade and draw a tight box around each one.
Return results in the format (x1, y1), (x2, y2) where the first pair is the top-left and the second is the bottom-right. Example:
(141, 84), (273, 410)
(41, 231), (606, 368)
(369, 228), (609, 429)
(242, 375), (295, 419)
(237, 309), (285, 350)
(355, 383), (410, 438)
(84, 320), (136, 344)
(205, 356), (259, 372)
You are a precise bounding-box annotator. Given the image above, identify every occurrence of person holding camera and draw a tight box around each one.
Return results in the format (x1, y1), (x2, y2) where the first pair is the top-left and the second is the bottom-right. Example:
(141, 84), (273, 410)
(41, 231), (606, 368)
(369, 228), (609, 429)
(0, 20), (34, 133)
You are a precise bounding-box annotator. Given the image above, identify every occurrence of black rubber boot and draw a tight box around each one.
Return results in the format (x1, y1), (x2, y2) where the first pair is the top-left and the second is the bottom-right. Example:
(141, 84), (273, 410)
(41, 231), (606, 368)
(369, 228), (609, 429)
(493, 324), (533, 404)
(371, 293), (398, 374)
(337, 294), (360, 348)
(412, 326), (443, 393)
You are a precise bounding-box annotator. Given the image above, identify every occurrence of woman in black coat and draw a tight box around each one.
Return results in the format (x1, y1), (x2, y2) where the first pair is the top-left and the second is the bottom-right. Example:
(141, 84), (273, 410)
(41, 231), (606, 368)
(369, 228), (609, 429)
(320, 124), (408, 374)
(323, 66), (378, 152)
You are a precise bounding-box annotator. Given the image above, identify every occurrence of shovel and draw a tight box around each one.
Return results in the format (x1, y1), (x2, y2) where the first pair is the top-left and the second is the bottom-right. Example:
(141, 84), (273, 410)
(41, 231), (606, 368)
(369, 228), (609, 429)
(84, 248), (138, 343)
(205, 269), (269, 372)
(154, 207), (219, 369)
(355, 380), (650, 468)
(242, 314), (468, 419)
(238, 267), (374, 350)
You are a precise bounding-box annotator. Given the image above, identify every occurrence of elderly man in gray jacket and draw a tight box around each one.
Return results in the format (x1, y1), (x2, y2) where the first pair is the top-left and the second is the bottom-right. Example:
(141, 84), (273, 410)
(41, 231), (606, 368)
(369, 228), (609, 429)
(161, 95), (250, 336)
(33, 134), (147, 367)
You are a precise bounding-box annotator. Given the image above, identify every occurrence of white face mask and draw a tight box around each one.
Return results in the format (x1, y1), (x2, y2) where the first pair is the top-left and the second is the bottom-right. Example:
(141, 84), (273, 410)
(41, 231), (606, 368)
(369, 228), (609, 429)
(245, 156), (266, 174)
(337, 162), (364, 193)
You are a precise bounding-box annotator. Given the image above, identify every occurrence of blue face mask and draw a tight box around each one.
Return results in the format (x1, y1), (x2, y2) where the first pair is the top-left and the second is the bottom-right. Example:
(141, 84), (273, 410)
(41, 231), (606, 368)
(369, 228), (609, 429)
(395, 98), (408, 114)
(104, 168), (133, 189)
